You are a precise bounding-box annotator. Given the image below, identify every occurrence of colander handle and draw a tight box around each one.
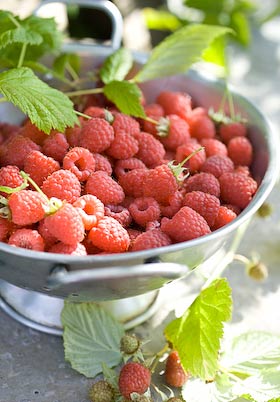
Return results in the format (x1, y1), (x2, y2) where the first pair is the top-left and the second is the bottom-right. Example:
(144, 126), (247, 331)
(34, 0), (123, 50)
(46, 262), (188, 290)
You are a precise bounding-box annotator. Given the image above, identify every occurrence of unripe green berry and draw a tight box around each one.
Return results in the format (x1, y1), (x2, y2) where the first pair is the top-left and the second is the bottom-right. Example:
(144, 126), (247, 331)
(257, 202), (272, 218)
(120, 334), (140, 354)
(246, 262), (268, 281)
(166, 398), (183, 402)
(88, 380), (114, 402)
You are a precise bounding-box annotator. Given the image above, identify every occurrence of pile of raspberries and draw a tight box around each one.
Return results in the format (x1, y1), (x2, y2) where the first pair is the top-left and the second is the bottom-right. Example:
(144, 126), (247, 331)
(0, 90), (258, 255)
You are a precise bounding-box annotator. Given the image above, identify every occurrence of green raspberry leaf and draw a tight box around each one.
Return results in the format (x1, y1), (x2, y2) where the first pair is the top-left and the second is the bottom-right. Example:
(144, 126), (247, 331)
(134, 24), (232, 83)
(53, 52), (81, 78)
(0, 67), (78, 134)
(100, 48), (133, 84)
(0, 26), (42, 49)
(164, 278), (232, 380)
(104, 80), (146, 118)
(61, 302), (125, 378)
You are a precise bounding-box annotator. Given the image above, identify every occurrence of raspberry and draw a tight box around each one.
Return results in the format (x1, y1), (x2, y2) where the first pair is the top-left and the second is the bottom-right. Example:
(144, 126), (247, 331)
(86, 171), (125, 205)
(156, 91), (192, 120)
(65, 124), (81, 147)
(0, 165), (24, 195)
(130, 228), (171, 251)
(160, 191), (183, 218)
(63, 147), (96, 181)
(38, 219), (57, 249)
(129, 197), (161, 227)
(222, 203), (241, 215)
(104, 204), (132, 227)
(20, 119), (48, 145)
(227, 136), (253, 166)
(49, 242), (87, 255)
(8, 190), (48, 225)
(182, 191), (220, 227)
(42, 169), (81, 204)
(161, 206), (211, 242)
(175, 141), (206, 174)
(74, 194), (105, 230)
(219, 121), (247, 144)
(120, 334), (140, 354)
(0, 216), (14, 241)
(88, 380), (114, 402)
(219, 172), (258, 209)
(235, 165), (250, 176)
(165, 350), (188, 388)
(8, 228), (45, 251)
(212, 206), (237, 230)
(83, 106), (107, 119)
(88, 216), (130, 252)
(106, 130), (139, 159)
(118, 362), (151, 400)
(112, 112), (140, 137)
(79, 117), (114, 153)
(118, 168), (148, 198)
(201, 155), (234, 178)
(200, 138), (228, 157)
(3, 135), (40, 169)
(184, 172), (221, 198)
(114, 158), (147, 179)
(24, 150), (60, 186)
(141, 103), (164, 135)
(145, 220), (160, 230)
(42, 131), (69, 163)
(135, 131), (165, 168)
(187, 107), (215, 140)
(143, 164), (179, 205)
(92, 153), (113, 176)
(127, 228), (142, 242)
(159, 115), (190, 151)
(44, 203), (85, 245)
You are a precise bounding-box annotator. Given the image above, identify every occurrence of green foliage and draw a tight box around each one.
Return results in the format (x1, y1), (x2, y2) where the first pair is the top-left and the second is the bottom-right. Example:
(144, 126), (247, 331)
(100, 48), (133, 84)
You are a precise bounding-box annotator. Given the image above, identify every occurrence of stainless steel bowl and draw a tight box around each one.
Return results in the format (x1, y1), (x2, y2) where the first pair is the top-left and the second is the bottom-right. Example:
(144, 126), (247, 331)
(0, 1), (278, 306)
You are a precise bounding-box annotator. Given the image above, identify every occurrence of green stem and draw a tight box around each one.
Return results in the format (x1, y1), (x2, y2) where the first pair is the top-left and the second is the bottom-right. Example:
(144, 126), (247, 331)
(66, 62), (79, 82)
(7, 13), (21, 28)
(65, 87), (104, 97)
(150, 343), (170, 374)
(75, 110), (92, 120)
(144, 116), (158, 125)
(226, 85), (235, 120)
(18, 42), (27, 68)
(20, 171), (49, 203)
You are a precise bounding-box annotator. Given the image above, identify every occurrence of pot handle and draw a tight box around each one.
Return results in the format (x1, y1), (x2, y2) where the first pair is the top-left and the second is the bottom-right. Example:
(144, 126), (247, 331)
(34, 0), (123, 50)
(46, 262), (189, 290)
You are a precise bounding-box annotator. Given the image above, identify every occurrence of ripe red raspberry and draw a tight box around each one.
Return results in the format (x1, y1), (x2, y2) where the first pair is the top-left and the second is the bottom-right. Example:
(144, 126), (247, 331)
(20, 119), (48, 145)
(73, 194), (105, 230)
(175, 141), (206, 174)
(86, 171), (125, 205)
(92, 153), (113, 176)
(79, 117), (114, 153)
(112, 112), (140, 137)
(200, 138), (228, 157)
(118, 362), (151, 400)
(8, 228), (45, 251)
(184, 172), (221, 198)
(114, 157), (147, 179)
(219, 172), (258, 209)
(127, 228), (142, 242)
(83, 106), (107, 119)
(201, 155), (234, 178)
(235, 165), (250, 176)
(143, 164), (179, 205)
(3, 135), (40, 169)
(130, 228), (171, 251)
(183, 191), (220, 227)
(156, 91), (192, 120)
(118, 168), (148, 198)
(42, 169), (81, 204)
(8, 190), (48, 225)
(135, 131), (165, 168)
(42, 132), (69, 163)
(24, 150), (60, 186)
(88, 216), (130, 252)
(0, 216), (14, 241)
(44, 203), (85, 245)
(187, 107), (216, 140)
(223, 203), (241, 215)
(219, 121), (247, 144)
(161, 206), (211, 242)
(49, 242), (87, 255)
(0, 165), (24, 195)
(227, 136), (253, 166)
(160, 190), (183, 218)
(106, 130), (139, 159)
(146, 220), (161, 231)
(63, 147), (96, 181)
(129, 197), (161, 227)
(65, 124), (81, 147)
(104, 204), (132, 227)
(142, 103), (164, 135)
(38, 219), (57, 249)
(212, 205), (237, 230)
(165, 350), (189, 388)
(159, 114), (190, 151)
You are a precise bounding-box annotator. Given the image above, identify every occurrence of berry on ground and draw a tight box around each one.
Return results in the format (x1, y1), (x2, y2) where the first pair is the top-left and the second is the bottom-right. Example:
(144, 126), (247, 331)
(165, 350), (189, 388)
(118, 362), (151, 400)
